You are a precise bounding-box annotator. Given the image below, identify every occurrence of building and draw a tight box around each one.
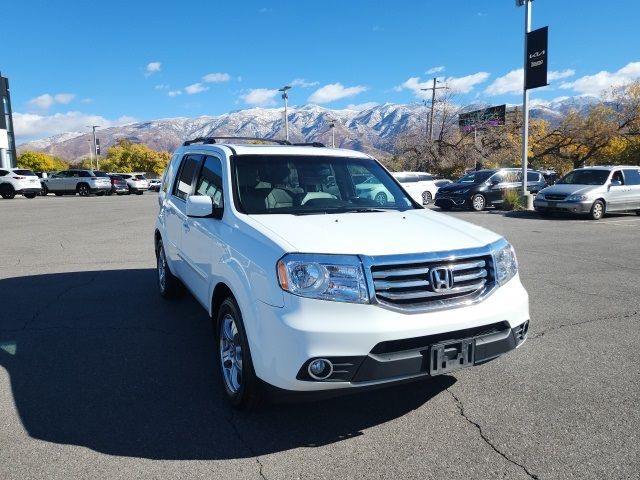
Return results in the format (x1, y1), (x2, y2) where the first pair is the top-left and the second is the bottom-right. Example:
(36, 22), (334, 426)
(0, 73), (17, 169)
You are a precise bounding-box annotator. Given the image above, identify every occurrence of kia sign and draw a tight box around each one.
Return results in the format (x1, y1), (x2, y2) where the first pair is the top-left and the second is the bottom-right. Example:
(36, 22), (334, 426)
(458, 105), (506, 132)
(526, 26), (548, 90)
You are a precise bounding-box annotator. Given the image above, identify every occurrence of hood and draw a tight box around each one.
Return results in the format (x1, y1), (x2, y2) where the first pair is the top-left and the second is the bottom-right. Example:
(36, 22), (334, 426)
(540, 184), (602, 196)
(247, 209), (502, 256)
(438, 182), (477, 193)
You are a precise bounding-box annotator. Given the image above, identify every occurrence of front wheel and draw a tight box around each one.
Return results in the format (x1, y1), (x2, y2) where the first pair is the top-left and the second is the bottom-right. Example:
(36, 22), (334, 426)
(422, 191), (433, 205)
(589, 200), (605, 220)
(77, 184), (90, 196)
(470, 194), (486, 212)
(216, 297), (263, 410)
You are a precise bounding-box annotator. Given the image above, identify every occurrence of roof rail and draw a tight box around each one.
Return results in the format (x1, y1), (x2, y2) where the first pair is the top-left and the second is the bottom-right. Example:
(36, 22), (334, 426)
(292, 142), (326, 147)
(182, 136), (291, 146)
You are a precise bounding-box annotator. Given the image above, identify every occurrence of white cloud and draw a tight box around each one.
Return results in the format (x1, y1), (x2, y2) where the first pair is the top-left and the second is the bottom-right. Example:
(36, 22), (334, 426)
(486, 68), (577, 95)
(426, 66), (445, 75)
(240, 88), (280, 106)
(28, 93), (76, 109)
(346, 102), (379, 111)
(168, 90), (182, 97)
(184, 83), (209, 94)
(145, 62), (161, 76)
(291, 78), (319, 88)
(308, 83), (368, 104)
(397, 72), (489, 98)
(155, 84), (170, 90)
(203, 72), (231, 83)
(14, 111), (136, 143)
(560, 62), (640, 97)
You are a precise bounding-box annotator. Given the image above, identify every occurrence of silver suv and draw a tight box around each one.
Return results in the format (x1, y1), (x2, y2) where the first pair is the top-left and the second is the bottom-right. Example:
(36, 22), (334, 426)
(534, 166), (640, 220)
(44, 169), (112, 196)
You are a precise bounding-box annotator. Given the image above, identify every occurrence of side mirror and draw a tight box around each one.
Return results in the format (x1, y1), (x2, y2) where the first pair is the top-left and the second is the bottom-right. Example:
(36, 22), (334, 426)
(490, 179), (500, 186)
(186, 195), (223, 219)
(610, 180), (622, 187)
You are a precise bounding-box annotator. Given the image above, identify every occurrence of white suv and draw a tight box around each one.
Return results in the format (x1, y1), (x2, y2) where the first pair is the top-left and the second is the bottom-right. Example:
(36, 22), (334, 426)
(155, 138), (530, 409)
(116, 173), (149, 195)
(392, 171), (439, 204)
(0, 168), (42, 199)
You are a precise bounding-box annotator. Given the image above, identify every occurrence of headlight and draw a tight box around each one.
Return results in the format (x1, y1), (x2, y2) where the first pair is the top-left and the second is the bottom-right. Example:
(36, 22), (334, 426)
(536, 193), (545, 200)
(277, 254), (369, 304)
(494, 243), (518, 285)
(567, 194), (589, 201)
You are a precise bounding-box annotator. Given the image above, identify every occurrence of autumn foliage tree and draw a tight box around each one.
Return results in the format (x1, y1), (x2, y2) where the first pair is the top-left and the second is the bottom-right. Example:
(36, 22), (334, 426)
(99, 140), (171, 175)
(17, 151), (68, 172)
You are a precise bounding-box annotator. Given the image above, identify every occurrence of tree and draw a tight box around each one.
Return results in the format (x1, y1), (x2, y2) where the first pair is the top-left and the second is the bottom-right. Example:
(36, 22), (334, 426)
(17, 151), (68, 172)
(100, 140), (171, 175)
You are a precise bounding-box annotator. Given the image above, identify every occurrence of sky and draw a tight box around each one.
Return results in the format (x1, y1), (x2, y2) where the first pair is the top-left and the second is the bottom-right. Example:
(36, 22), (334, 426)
(3, 0), (640, 143)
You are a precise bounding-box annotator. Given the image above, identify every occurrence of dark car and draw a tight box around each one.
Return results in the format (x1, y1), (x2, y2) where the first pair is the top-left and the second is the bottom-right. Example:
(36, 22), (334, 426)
(434, 168), (547, 211)
(106, 174), (129, 195)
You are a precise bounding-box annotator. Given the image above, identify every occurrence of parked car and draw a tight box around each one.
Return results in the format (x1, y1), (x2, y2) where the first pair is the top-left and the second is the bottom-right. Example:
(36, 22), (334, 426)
(148, 179), (162, 192)
(435, 168), (547, 211)
(534, 165), (640, 220)
(43, 169), (111, 196)
(34, 171), (55, 195)
(154, 137), (530, 409)
(355, 175), (394, 205)
(116, 173), (149, 195)
(434, 179), (452, 189)
(392, 171), (439, 204)
(105, 173), (129, 195)
(0, 168), (42, 199)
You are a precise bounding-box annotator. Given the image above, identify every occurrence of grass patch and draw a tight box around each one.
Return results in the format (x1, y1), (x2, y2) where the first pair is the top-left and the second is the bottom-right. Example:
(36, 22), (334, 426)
(502, 189), (524, 211)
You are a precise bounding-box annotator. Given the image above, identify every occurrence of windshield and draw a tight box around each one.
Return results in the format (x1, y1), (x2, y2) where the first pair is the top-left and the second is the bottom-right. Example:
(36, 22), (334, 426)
(233, 155), (416, 214)
(455, 171), (493, 184)
(558, 170), (609, 185)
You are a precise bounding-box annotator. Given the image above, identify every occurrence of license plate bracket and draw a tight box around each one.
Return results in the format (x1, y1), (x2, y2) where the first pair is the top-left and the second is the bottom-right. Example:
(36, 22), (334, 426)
(429, 338), (475, 376)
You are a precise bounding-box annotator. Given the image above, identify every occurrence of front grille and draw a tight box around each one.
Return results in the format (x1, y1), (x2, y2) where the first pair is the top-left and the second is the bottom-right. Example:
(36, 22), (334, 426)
(370, 255), (494, 310)
(545, 194), (567, 201)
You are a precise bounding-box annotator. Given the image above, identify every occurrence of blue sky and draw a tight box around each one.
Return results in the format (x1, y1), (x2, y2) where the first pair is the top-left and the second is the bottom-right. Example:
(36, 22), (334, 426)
(3, 0), (639, 142)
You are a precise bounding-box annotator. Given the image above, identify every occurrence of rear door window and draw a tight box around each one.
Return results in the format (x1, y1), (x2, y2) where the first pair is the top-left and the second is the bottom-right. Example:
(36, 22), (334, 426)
(173, 155), (202, 201)
(622, 169), (640, 185)
(527, 172), (541, 182)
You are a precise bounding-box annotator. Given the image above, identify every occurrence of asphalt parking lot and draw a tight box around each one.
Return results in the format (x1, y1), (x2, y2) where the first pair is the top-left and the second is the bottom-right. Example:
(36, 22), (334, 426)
(1, 194), (639, 480)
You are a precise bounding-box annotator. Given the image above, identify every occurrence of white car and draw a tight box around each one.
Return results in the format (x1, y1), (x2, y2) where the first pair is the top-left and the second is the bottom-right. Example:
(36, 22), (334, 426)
(155, 138), (530, 409)
(0, 168), (42, 199)
(116, 173), (149, 195)
(355, 175), (394, 205)
(392, 171), (439, 204)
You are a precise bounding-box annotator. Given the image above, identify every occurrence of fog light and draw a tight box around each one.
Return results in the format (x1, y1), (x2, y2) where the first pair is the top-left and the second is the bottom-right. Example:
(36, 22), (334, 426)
(308, 358), (333, 380)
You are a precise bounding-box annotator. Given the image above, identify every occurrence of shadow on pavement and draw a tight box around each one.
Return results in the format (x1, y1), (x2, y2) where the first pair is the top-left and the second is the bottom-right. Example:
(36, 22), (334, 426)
(0, 269), (453, 460)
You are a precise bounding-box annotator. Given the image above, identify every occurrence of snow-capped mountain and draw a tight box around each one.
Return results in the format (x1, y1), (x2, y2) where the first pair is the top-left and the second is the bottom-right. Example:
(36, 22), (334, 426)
(17, 98), (600, 162)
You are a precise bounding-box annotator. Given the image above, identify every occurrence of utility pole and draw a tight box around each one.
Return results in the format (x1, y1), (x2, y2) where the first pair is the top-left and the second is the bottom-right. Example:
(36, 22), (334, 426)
(279, 85), (291, 142)
(420, 78), (448, 141)
(87, 139), (94, 168)
(328, 118), (336, 148)
(87, 125), (100, 169)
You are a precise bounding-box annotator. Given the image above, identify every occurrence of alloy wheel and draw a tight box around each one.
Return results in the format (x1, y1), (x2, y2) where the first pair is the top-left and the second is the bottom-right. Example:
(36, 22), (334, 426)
(220, 314), (243, 394)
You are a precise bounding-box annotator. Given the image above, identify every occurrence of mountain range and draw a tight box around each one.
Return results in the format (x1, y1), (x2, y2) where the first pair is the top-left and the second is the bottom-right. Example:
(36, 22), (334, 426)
(17, 96), (600, 162)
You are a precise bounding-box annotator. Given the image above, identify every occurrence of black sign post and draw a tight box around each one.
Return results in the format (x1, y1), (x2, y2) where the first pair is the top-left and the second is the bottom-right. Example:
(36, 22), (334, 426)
(526, 27), (548, 90)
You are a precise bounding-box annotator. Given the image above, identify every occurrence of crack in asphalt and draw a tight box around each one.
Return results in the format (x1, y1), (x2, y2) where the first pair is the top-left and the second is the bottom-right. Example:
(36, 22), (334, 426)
(530, 310), (639, 340)
(447, 389), (540, 480)
(226, 409), (268, 480)
(4, 272), (101, 332)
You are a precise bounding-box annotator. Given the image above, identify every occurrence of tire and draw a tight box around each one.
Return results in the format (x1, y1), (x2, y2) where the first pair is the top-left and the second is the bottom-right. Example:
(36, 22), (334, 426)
(55, 192), (64, 196)
(106, 190), (113, 196)
(589, 200), (605, 220)
(24, 193), (37, 199)
(40, 185), (48, 196)
(96, 191), (106, 197)
(156, 240), (184, 299)
(374, 192), (388, 206)
(0, 185), (15, 199)
(77, 184), (90, 197)
(470, 194), (486, 212)
(422, 191), (433, 205)
(636, 210), (640, 216)
(136, 191), (144, 195)
(216, 297), (263, 410)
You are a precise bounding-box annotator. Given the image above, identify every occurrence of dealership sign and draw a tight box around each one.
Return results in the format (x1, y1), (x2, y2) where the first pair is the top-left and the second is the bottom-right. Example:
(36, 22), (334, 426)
(526, 27), (548, 90)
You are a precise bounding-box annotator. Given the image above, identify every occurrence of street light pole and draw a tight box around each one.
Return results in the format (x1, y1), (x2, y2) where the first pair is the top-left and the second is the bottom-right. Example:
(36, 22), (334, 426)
(518, 0), (532, 196)
(87, 125), (100, 169)
(279, 86), (292, 142)
(87, 139), (93, 168)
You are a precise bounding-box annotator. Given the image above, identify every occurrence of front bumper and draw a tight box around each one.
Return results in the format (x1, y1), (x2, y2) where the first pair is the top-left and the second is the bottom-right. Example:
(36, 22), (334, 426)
(534, 199), (592, 214)
(434, 194), (468, 208)
(249, 275), (529, 392)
